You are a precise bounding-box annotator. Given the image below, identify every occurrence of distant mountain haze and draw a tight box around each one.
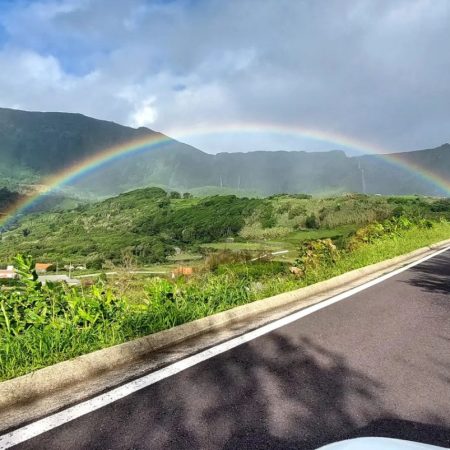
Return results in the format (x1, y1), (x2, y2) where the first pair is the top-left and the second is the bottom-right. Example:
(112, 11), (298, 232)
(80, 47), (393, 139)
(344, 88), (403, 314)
(0, 107), (448, 197)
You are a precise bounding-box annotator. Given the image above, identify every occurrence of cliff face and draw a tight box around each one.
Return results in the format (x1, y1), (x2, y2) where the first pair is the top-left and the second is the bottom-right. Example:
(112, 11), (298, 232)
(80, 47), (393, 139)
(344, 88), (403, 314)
(1, 107), (448, 197)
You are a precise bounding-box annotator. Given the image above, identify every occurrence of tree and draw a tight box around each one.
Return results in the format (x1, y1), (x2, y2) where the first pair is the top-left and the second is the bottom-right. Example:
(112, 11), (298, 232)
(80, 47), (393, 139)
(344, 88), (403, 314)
(169, 191), (181, 199)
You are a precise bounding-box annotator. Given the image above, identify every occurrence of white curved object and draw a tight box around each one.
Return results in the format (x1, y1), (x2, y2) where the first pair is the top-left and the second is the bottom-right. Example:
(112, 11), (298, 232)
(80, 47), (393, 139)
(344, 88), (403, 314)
(317, 437), (447, 450)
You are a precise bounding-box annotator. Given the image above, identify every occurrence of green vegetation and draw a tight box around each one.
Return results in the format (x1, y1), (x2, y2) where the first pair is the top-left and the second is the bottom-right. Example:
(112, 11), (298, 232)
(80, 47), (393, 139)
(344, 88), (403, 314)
(0, 188), (21, 214)
(2, 189), (449, 269)
(0, 187), (86, 232)
(0, 188), (267, 266)
(1, 203), (449, 381)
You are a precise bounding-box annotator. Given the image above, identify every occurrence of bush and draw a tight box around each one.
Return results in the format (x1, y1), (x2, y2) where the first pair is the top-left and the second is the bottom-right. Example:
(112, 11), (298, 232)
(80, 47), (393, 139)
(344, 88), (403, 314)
(288, 206), (306, 220)
(305, 214), (319, 229)
(86, 255), (105, 270)
(0, 255), (127, 337)
(277, 203), (292, 214)
(295, 238), (339, 274)
(347, 222), (386, 250)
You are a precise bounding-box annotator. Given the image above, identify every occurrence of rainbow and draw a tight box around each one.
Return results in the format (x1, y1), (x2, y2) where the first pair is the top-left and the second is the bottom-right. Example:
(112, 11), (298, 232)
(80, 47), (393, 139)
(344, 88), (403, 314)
(1, 123), (449, 228)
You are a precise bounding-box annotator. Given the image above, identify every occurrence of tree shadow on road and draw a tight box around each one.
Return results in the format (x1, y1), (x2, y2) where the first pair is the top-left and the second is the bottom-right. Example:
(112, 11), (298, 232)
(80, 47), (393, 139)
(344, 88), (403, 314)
(404, 253), (450, 297)
(23, 333), (386, 449)
(19, 332), (450, 450)
(211, 334), (386, 450)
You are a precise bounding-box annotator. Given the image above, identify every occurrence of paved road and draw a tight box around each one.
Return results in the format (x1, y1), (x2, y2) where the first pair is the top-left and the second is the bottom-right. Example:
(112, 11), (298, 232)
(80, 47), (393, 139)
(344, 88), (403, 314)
(76, 270), (167, 279)
(11, 250), (450, 449)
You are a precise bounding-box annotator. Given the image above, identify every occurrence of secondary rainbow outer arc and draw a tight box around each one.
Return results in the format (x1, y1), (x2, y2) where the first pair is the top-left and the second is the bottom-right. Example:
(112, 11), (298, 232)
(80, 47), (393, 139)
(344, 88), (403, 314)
(1, 124), (449, 227)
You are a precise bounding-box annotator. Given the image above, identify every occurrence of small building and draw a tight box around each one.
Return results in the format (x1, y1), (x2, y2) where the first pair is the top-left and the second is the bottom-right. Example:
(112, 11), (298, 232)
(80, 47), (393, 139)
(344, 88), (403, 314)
(171, 266), (194, 279)
(38, 275), (81, 287)
(0, 265), (17, 280)
(35, 263), (55, 273)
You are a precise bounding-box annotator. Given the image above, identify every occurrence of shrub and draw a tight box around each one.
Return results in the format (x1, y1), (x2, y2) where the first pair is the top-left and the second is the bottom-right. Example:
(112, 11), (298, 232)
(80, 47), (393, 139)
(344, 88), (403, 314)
(347, 222), (386, 250)
(346, 215), (418, 251)
(295, 238), (339, 274)
(305, 214), (319, 229)
(204, 250), (252, 272)
(0, 255), (127, 337)
(288, 206), (306, 220)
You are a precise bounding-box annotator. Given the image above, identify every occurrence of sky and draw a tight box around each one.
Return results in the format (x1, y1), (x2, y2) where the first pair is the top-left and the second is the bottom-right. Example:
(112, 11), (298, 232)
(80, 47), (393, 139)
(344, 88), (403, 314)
(0, 0), (449, 154)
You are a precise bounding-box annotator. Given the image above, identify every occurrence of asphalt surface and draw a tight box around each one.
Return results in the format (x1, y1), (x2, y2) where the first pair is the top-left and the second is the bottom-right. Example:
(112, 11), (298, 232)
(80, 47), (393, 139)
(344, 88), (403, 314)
(12, 250), (450, 449)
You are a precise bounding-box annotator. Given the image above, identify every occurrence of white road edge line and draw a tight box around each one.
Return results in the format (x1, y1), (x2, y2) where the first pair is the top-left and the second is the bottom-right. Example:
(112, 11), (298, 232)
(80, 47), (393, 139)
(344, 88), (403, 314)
(1, 245), (449, 449)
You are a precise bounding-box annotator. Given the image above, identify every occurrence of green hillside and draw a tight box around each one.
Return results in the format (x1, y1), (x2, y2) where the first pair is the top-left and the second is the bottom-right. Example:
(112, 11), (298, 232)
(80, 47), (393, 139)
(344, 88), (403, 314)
(0, 187), (85, 231)
(1, 187), (448, 268)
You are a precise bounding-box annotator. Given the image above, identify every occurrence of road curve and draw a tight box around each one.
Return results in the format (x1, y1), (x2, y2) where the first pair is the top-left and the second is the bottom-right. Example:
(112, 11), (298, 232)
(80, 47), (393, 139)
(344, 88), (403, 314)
(9, 250), (450, 449)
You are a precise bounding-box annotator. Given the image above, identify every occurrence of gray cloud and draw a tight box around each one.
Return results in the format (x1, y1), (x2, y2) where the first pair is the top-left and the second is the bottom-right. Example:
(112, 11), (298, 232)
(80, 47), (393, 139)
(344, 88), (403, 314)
(0, 0), (449, 153)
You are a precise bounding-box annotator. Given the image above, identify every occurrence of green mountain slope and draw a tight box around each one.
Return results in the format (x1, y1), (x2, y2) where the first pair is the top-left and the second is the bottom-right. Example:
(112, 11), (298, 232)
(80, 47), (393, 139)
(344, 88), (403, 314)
(0, 107), (449, 197)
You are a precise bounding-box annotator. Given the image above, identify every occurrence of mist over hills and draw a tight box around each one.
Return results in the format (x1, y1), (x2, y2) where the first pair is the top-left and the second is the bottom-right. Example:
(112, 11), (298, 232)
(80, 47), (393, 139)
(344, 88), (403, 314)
(0, 107), (448, 197)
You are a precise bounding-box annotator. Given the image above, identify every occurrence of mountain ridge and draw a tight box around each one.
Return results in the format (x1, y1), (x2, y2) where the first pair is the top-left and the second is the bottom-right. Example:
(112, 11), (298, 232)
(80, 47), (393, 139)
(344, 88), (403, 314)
(0, 107), (448, 197)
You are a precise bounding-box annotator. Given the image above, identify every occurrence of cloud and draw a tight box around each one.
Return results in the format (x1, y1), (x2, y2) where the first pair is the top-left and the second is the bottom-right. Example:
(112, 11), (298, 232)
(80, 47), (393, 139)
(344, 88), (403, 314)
(0, 0), (449, 154)
(130, 97), (158, 127)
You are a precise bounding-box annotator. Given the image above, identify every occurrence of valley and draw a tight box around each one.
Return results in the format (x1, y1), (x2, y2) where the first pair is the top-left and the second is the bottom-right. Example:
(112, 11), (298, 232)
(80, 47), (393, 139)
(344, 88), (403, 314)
(3, 187), (446, 270)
